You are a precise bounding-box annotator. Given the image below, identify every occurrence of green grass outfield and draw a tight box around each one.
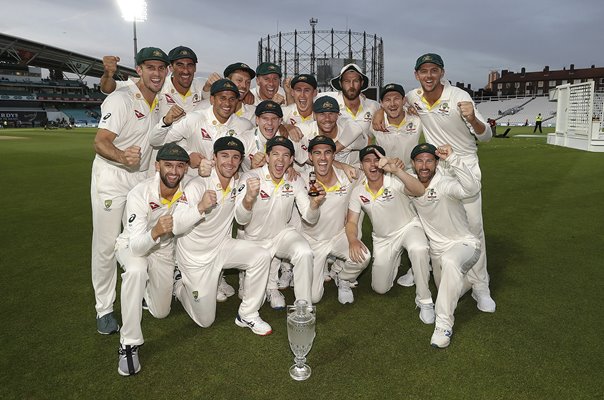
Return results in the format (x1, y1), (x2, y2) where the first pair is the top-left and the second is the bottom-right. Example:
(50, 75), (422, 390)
(1, 127), (602, 399)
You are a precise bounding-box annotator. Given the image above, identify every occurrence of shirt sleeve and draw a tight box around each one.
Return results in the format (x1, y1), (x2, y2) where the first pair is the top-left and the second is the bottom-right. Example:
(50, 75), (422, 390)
(348, 186), (363, 214)
(172, 179), (206, 235)
(126, 187), (160, 257)
(97, 92), (130, 136)
(440, 153), (481, 200)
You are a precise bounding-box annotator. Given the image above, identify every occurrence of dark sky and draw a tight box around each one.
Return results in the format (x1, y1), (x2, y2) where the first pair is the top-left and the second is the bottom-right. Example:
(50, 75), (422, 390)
(3, 0), (603, 91)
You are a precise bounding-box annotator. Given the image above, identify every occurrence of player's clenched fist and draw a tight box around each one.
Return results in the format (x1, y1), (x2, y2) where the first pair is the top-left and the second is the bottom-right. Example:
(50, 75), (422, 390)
(202, 72), (222, 92)
(102, 56), (120, 77)
(151, 215), (173, 240)
(244, 177), (261, 201)
(309, 188), (326, 209)
(272, 93), (286, 105)
(163, 105), (185, 126)
(198, 190), (217, 214)
(198, 158), (214, 177)
(435, 144), (453, 160)
(251, 152), (267, 169)
(122, 145), (141, 167)
(457, 101), (476, 123)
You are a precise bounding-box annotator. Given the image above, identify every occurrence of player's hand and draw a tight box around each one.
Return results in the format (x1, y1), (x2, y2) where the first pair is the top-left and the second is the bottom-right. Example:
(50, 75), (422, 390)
(458, 101), (476, 123)
(309, 188), (326, 209)
(198, 190), (217, 213)
(122, 145), (141, 167)
(283, 77), (293, 96)
(163, 105), (185, 126)
(349, 238), (368, 263)
(376, 151), (404, 173)
(244, 177), (261, 202)
(272, 93), (286, 105)
(202, 72), (222, 92)
(102, 56), (119, 77)
(189, 152), (202, 168)
(198, 157), (214, 177)
(286, 165), (299, 181)
(435, 144), (453, 160)
(152, 215), (173, 239)
(371, 109), (389, 132)
(251, 152), (267, 169)
(285, 125), (303, 142)
(405, 97), (419, 116)
(242, 91), (255, 105)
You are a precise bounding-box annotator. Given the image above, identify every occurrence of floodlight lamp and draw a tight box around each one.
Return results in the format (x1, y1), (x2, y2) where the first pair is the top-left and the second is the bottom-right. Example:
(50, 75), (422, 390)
(117, 0), (147, 22)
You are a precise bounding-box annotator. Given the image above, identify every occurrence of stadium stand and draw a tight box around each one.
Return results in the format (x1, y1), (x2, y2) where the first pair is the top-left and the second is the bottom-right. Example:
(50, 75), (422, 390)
(476, 96), (557, 127)
(0, 33), (137, 128)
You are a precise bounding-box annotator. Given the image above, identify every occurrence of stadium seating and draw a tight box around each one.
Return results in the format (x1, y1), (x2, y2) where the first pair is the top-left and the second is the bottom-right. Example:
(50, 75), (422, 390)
(476, 96), (557, 126)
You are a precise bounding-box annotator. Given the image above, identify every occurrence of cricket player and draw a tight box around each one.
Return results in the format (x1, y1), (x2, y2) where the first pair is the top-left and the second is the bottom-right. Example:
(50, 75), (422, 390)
(149, 79), (253, 175)
(235, 136), (325, 308)
(347, 145), (434, 323)
(302, 135), (370, 304)
(405, 53), (495, 313)
(281, 74), (318, 125)
(172, 137), (272, 335)
(293, 96), (366, 168)
(370, 83), (422, 170)
(320, 63), (381, 138)
(408, 143), (482, 348)
(115, 142), (189, 376)
(238, 100), (285, 172)
(250, 62), (287, 105)
(91, 47), (169, 334)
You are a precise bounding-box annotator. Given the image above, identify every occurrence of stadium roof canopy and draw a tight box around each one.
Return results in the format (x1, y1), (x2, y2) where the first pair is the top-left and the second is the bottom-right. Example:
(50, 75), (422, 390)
(0, 33), (137, 80)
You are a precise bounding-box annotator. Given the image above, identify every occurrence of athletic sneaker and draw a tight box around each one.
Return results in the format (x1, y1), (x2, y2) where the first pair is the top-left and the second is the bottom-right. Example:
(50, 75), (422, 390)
(172, 268), (183, 298)
(418, 302), (435, 324)
(396, 268), (415, 287)
(337, 279), (354, 304)
(235, 315), (273, 336)
(266, 289), (286, 310)
(219, 276), (235, 297)
(431, 326), (453, 348)
(118, 344), (141, 376)
(472, 291), (496, 313)
(97, 312), (120, 335)
(277, 268), (294, 290)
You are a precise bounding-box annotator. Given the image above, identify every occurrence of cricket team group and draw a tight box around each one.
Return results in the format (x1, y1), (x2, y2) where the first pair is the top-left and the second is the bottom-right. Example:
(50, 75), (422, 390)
(91, 44), (496, 376)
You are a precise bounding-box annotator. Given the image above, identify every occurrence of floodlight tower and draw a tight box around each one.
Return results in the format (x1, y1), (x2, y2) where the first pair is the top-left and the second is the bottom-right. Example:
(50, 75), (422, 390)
(117, 0), (148, 66)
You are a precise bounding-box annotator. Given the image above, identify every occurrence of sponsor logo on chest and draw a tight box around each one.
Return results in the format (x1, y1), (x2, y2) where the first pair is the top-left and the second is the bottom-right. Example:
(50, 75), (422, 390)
(200, 128), (212, 140)
(134, 110), (145, 119)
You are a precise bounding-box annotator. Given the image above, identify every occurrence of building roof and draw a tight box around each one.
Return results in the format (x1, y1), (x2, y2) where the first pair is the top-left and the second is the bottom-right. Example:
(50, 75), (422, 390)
(0, 33), (137, 80)
(494, 66), (604, 83)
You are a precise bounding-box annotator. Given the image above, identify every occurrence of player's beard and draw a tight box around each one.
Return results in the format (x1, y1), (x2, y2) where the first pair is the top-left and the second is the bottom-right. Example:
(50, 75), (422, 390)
(160, 172), (182, 189)
(343, 87), (361, 101)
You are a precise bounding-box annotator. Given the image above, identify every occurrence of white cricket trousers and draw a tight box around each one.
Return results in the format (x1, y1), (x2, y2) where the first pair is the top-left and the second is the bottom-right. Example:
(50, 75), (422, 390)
(175, 238), (271, 327)
(432, 240), (481, 330)
(258, 228), (313, 303)
(441, 156), (491, 295)
(306, 230), (371, 304)
(116, 245), (175, 346)
(90, 160), (146, 318)
(372, 220), (432, 304)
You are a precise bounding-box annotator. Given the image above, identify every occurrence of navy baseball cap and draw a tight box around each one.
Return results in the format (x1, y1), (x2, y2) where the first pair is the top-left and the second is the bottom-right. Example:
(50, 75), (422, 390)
(266, 136), (295, 157)
(214, 136), (245, 155)
(359, 145), (385, 161)
(308, 135), (336, 152)
(156, 142), (190, 162)
(168, 46), (197, 63)
(410, 143), (439, 160)
(313, 96), (340, 113)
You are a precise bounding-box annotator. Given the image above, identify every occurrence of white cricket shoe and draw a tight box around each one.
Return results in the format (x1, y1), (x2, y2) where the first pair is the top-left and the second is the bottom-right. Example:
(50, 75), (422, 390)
(418, 302), (435, 324)
(219, 276), (235, 297)
(396, 268), (415, 287)
(431, 326), (453, 348)
(216, 289), (228, 302)
(118, 344), (141, 376)
(337, 279), (354, 304)
(266, 289), (286, 310)
(277, 268), (294, 290)
(235, 315), (273, 336)
(472, 291), (496, 313)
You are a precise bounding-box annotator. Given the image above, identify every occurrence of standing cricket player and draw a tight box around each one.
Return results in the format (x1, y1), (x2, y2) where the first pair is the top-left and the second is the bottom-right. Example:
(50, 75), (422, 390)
(404, 53), (496, 313)
(409, 143), (482, 348)
(91, 47), (169, 334)
(115, 142), (189, 376)
(347, 145), (434, 323)
(172, 137), (272, 335)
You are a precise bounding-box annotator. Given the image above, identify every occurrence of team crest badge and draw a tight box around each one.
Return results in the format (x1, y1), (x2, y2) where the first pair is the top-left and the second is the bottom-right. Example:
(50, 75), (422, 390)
(104, 200), (112, 209)
(438, 102), (450, 114)
(364, 112), (372, 122)
(427, 188), (437, 201)
(192, 291), (199, 302)
(406, 122), (415, 132)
